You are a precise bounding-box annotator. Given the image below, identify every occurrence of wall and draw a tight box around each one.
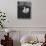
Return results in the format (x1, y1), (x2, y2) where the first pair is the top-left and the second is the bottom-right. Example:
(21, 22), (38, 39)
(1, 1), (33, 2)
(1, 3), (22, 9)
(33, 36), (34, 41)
(0, 0), (46, 46)
(0, 1), (46, 44)
(0, 0), (46, 28)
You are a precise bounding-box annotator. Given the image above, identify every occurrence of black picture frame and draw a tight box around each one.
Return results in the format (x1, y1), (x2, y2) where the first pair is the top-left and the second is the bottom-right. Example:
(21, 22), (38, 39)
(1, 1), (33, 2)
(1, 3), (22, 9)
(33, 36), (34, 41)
(17, 1), (31, 19)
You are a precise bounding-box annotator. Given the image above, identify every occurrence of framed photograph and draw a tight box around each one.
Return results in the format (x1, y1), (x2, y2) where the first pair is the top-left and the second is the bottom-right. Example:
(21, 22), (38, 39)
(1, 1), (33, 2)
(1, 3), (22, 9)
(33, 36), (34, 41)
(17, 1), (32, 19)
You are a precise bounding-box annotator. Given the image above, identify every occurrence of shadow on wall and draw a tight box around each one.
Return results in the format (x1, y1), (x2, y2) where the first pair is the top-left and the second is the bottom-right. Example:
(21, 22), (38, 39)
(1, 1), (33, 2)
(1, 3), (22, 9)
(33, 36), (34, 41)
(13, 40), (21, 46)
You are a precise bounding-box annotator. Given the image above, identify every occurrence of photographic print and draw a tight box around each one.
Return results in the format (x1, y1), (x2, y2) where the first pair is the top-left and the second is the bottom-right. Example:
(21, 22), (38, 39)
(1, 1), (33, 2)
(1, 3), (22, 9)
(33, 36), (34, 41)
(17, 1), (31, 19)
